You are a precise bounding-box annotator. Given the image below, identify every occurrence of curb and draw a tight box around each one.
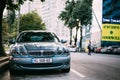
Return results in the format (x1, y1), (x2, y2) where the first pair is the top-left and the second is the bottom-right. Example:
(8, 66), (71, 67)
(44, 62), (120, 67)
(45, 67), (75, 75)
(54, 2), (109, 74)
(0, 56), (9, 74)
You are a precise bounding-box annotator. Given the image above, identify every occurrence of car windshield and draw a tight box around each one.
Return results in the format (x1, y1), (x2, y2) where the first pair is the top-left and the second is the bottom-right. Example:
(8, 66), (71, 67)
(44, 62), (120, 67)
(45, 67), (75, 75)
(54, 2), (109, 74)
(17, 32), (58, 43)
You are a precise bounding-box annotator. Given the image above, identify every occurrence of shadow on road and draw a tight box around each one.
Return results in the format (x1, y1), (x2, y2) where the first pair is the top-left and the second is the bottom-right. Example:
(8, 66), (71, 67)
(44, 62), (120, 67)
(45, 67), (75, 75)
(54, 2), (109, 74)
(10, 70), (67, 76)
(10, 70), (69, 80)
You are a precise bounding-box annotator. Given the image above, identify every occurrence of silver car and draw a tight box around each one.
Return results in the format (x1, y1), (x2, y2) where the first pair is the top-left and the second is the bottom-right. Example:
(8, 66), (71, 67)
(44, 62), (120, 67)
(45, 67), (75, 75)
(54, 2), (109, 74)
(9, 30), (70, 73)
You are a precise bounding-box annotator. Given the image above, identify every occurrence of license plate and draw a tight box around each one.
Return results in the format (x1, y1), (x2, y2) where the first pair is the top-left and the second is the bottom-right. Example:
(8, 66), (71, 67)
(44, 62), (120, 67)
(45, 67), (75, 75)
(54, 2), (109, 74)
(32, 58), (52, 63)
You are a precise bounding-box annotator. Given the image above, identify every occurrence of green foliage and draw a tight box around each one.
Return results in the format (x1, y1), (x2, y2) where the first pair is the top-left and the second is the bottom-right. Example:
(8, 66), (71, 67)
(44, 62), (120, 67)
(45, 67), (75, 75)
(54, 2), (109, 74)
(72, 0), (93, 25)
(10, 19), (18, 38)
(6, 11), (46, 39)
(19, 11), (46, 32)
(59, 0), (93, 27)
(59, 0), (76, 29)
(2, 19), (9, 43)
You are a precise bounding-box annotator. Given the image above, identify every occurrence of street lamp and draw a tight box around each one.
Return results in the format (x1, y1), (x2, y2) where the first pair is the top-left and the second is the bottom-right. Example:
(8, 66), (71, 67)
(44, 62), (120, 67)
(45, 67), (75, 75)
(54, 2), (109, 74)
(76, 19), (81, 26)
(76, 19), (82, 51)
(76, 18), (79, 22)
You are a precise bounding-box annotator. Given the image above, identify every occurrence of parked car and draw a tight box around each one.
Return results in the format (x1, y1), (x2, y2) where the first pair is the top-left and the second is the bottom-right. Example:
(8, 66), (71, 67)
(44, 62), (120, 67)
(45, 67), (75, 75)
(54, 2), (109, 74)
(113, 47), (120, 54)
(101, 47), (108, 53)
(101, 46), (120, 54)
(94, 47), (102, 53)
(9, 30), (70, 73)
(68, 45), (77, 52)
(107, 46), (120, 54)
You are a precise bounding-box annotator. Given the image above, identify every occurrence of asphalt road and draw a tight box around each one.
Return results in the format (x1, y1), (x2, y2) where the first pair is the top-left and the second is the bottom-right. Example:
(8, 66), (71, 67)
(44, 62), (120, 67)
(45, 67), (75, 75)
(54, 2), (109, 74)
(1, 52), (120, 80)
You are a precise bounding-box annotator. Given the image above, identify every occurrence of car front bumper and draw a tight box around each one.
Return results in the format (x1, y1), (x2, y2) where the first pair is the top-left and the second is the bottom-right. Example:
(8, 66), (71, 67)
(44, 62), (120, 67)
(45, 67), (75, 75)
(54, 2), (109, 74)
(9, 56), (70, 70)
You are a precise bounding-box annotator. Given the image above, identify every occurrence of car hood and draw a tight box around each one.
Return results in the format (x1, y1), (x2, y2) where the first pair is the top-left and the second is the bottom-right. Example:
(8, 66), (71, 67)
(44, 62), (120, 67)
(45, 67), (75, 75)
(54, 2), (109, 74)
(15, 42), (65, 51)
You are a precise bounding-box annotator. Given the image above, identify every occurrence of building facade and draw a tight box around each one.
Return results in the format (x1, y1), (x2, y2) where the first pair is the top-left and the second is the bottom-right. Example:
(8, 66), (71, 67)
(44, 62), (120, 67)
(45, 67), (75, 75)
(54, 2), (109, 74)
(39, 0), (69, 39)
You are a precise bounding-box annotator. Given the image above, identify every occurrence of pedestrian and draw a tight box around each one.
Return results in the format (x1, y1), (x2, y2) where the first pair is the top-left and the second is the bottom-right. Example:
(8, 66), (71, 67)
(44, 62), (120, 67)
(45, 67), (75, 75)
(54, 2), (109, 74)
(87, 41), (91, 55)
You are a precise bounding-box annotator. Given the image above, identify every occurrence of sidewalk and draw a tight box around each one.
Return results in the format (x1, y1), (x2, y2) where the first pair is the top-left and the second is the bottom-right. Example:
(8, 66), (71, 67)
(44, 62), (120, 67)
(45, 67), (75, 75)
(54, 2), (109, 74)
(0, 56), (9, 74)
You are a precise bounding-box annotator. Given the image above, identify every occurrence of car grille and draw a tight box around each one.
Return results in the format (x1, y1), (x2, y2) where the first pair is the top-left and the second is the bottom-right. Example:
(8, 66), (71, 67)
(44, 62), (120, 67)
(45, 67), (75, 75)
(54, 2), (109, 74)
(28, 50), (56, 57)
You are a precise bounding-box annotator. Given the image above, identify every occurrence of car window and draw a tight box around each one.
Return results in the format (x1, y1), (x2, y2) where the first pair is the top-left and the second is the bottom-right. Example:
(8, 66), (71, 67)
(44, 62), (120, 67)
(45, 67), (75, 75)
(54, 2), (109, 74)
(17, 32), (58, 43)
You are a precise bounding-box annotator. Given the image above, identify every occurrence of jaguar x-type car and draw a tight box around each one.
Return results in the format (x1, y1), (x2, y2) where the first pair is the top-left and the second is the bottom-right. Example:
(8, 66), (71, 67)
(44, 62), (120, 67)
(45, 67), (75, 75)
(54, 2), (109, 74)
(9, 30), (70, 72)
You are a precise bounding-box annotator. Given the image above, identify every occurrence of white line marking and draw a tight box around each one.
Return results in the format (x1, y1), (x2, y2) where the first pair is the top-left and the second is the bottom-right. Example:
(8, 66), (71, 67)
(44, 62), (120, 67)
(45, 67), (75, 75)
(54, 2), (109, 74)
(71, 68), (86, 78)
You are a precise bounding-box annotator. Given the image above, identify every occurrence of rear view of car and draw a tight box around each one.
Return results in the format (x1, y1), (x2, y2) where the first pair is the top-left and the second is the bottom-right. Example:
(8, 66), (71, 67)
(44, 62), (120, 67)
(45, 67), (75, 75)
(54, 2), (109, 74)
(107, 46), (120, 54)
(9, 30), (70, 73)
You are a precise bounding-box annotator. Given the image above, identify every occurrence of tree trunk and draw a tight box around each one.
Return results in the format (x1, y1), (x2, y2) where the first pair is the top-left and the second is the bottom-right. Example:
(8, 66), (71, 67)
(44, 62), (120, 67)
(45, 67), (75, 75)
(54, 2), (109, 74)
(74, 27), (78, 46)
(69, 28), (72, 45)
(0, 0), (6, 56)
(79, 26), (82, 51)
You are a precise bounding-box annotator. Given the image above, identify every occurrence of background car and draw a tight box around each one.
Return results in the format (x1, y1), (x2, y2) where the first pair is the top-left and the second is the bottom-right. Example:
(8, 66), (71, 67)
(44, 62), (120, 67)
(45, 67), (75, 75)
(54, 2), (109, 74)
(113, 47), (120, 54)
(100, 46), (120, 54)
(101, 47), (108, 53)
(94, 47), (102, 53)
(107, 46), (120, 54)
(67, 45), (77, 52)
(9, 30), (70, 73)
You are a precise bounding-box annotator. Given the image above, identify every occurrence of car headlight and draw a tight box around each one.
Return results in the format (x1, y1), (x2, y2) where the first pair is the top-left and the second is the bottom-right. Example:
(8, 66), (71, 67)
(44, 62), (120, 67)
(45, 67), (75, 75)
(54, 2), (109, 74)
(63, 48), (70, 55)
(11, 47), (19, 55)
(11, 46), (27, 56)
(56, 47), (70, 55)
(56, 47), (63, 55)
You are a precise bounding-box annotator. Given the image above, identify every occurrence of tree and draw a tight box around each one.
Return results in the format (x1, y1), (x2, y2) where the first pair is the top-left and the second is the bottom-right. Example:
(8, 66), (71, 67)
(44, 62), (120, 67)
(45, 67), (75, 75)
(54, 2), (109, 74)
(19, 11), (46, 32)
(9, 11), (46, 39)
(59, 0), (76, 45)
(74, 22), (79, 46)
(0, 0), (45, 56)
(72, 0), (93, 51)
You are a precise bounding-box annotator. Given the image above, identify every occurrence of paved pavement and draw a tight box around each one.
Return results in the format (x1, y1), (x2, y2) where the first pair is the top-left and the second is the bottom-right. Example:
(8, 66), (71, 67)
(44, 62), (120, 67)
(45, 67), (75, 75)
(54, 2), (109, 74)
(0, 56), (9, 74)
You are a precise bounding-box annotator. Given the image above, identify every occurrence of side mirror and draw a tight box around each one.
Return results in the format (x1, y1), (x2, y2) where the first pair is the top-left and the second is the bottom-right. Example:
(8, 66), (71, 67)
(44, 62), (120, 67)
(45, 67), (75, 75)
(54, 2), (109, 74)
(9, 39), (15, 44)
(61, 39), (67, 43)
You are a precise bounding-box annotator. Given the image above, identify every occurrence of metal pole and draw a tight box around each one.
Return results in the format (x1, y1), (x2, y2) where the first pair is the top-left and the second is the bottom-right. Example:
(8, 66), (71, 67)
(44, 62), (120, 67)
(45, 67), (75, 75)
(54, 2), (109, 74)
(28, 1), (30, 13)
(92, 8), (102, 47)
(92, 8), (102, 32)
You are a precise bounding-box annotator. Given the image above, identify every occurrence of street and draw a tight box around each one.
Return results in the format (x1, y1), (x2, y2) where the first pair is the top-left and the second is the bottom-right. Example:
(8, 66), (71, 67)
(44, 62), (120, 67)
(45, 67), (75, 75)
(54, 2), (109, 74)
(1, 52), (120, 80)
